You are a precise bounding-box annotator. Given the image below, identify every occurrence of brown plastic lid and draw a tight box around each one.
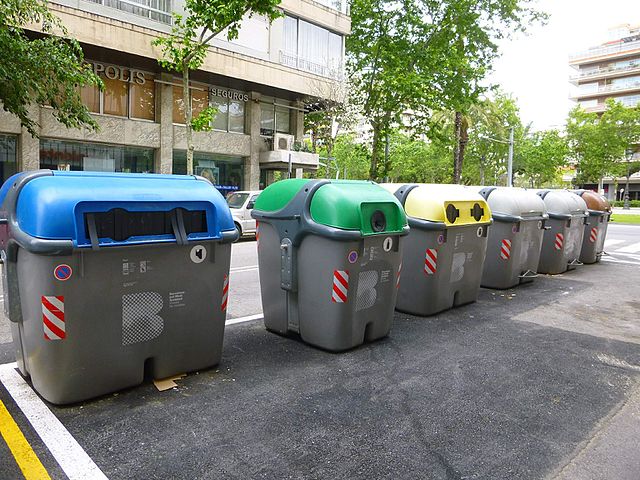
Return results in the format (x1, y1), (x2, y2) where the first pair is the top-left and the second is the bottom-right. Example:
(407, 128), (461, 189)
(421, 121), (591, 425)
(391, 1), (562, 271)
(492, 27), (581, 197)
(579, 190), (611, 212)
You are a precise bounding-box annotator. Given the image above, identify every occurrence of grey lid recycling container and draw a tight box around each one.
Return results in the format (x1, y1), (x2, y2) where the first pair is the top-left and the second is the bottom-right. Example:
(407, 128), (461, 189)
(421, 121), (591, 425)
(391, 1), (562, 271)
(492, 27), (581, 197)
(381, 184), (492, 316)
(0, 170), (237, 404)
(573, 190), (612, 264)
(476, 187), (548, 289)
(534, 189), (588, 275)
(251, 179), (408, 352)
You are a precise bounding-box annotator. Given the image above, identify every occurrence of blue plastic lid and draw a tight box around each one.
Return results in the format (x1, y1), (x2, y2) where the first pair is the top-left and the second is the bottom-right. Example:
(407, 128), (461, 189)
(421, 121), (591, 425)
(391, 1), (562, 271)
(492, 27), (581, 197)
(8, 171), (235, 248)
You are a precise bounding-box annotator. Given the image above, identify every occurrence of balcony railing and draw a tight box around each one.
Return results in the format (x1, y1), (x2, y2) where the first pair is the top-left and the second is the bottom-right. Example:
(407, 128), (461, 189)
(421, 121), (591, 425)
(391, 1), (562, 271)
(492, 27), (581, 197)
(570, 39), (640, 62)
(86, 0), (172, 24)
(571, 61), (640, 82)
(279, 51), (344, 79)
(312, 0), (349, 14)
(578, 81), (640, 97)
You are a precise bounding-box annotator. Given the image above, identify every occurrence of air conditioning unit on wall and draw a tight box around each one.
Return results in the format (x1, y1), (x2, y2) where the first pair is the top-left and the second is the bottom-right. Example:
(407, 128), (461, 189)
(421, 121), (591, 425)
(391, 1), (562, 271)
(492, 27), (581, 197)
(273, 133), (295, 151)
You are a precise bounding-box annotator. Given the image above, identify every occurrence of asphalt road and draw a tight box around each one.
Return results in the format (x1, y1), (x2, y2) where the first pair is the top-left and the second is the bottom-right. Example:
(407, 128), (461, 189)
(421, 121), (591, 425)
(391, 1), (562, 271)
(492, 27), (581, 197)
(0, 225), (639, 480)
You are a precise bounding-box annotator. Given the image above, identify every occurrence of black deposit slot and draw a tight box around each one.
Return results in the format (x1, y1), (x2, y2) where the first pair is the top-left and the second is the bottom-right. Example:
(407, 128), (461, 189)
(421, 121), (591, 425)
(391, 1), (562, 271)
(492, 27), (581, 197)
(446, 204), (460, 224)
(85, 208), (207, 242)
(471, 203), (484, 222)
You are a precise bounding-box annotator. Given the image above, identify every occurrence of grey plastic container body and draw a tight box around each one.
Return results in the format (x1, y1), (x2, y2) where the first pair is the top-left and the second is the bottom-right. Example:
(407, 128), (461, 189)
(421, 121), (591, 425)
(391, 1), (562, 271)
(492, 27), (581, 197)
(482, 218), (545, 289)
(538, 216), (585, 274)
(5, 242), (230, 404)
(579, 212), (609, 264)
(257, 221), (402, 352)
(396, 224), (489, 316)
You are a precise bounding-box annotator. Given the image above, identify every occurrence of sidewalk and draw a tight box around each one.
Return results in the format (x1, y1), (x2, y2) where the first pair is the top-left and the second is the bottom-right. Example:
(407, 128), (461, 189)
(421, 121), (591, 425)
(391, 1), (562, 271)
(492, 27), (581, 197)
(612, 207), (640, 215)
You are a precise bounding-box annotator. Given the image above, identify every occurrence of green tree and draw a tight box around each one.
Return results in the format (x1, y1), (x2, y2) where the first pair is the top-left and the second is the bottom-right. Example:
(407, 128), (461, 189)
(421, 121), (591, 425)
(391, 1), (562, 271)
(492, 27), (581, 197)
(153, 0), (281, 174)
(515, 129), (567, 188)
(0, 0), (102, 135)
(388, 132), (452, 183)
(328, 134), (371, 179)
(348, 0), (545, 182)
(566, 99), (640, 191)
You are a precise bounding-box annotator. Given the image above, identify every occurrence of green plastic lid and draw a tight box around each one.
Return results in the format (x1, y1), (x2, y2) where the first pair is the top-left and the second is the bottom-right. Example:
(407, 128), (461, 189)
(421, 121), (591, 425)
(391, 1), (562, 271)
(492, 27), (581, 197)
(253, 179), (407, 235)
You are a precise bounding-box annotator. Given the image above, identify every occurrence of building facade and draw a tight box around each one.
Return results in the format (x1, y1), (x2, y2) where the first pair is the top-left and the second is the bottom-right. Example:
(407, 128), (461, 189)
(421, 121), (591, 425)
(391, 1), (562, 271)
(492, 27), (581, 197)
(569, 24), (640, 200)
(0, 0), (350, 193)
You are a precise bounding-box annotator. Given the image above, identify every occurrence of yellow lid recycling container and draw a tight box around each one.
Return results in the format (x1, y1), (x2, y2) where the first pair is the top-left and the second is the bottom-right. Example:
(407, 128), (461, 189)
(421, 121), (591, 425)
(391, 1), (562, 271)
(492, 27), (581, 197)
(381, 183), (492, 316)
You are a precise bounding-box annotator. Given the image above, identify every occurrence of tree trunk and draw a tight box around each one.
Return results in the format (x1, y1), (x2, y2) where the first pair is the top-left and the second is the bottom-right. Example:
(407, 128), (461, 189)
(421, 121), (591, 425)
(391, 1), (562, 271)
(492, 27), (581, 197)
(458, 115), (469, 183)
(370, 121), (380, 181)
(453, 111), (463, 184)
(479, 155), (485, 186)
(183, 65), (194, 175)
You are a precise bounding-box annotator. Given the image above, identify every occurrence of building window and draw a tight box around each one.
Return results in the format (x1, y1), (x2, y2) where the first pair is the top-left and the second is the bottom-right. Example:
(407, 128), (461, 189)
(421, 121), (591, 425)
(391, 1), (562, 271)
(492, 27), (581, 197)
(87, 0), (172, 25)
(79, 63), (156, 121)
(260, 97), (292, 136)
(0, 135), (18, 185)
(174, 83), (246, 134)
(281, 16), (344, 78)
(39, 139), (154, 173)
(172, 151), (244, 195)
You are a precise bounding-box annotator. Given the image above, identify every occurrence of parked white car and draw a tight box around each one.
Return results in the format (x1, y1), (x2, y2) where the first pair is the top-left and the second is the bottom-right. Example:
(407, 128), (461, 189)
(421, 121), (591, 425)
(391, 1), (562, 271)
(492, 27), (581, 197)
(226, 190), (261, 239)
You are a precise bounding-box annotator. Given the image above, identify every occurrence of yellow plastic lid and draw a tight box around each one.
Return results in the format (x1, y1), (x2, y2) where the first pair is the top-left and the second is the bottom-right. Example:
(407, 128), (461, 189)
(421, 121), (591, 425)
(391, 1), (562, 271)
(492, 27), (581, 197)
(381, 183), (492, 227)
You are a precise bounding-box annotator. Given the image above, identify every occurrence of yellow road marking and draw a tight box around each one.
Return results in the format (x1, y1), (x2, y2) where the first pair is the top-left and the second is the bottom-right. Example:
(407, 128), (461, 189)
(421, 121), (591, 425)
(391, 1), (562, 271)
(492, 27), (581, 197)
(0, 399), (51, 480)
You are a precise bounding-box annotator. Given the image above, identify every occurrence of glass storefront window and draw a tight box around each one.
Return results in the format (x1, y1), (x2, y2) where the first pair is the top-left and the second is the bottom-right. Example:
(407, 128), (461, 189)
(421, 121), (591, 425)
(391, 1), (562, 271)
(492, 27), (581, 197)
(261, 99), (292, 135)
(78, 63), (155, 121)
(130, 73), (155, 120)
(39, 139), (154, 173)
(0, 135), (18, 185)
(173, 83), (208, 124)
(172, 150), (244, 196)
(229, 99), (245, 133)
(260, 99), (275, 136)
(103, 76), (129, 116)
(275, 105), (291, 134)
(174, 84), (246, 134)
(211, 95), (228, 131)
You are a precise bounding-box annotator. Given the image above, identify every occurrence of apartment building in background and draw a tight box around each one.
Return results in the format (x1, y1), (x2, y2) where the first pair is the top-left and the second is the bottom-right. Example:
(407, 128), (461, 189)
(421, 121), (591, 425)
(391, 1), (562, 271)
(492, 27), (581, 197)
(569, 23), (640, 200)
(0, 0), (350, 193)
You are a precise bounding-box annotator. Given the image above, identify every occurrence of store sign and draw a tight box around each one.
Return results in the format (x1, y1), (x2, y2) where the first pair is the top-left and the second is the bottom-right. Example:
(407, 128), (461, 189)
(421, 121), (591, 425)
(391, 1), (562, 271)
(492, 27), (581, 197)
(209, 87), (249, 102)
(91, 62), (146, 85)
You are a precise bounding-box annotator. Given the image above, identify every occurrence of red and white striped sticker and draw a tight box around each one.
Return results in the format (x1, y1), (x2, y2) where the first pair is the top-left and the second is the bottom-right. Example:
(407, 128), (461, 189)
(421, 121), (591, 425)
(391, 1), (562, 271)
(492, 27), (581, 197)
(331, 270), (349, 303)
(589, 227), (598, 243)
(42, 296), (65, 341)
(424, 248), (438, 275)
(396, 263), (402, 289)
(255, 221), (260, 245)
(500, 239), (512, 260)
(221, 274), (229, 311)
(554, 233), (564, 251)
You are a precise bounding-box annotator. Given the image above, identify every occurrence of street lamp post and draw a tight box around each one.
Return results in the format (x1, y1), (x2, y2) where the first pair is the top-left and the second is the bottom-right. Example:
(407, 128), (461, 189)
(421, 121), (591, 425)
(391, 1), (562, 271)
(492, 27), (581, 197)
(623, 148), (633, 210)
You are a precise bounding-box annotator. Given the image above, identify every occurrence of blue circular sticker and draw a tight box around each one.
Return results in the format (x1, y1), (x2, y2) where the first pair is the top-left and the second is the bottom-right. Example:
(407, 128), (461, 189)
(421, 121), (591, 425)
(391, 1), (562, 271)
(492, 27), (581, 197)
(54, 264), (72, 281)
(348, 250), (358, 264)
(437, 234), (445, 245)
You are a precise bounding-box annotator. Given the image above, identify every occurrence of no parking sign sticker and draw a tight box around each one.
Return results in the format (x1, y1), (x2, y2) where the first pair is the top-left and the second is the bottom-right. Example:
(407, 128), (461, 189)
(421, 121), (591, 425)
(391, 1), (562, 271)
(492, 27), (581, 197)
(53, 264), (72, 281)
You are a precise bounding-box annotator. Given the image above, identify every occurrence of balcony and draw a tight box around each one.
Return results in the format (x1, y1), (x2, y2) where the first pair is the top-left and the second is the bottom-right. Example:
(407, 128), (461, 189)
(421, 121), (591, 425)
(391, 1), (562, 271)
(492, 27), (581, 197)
(85, 0), (172, 24)
(570, 61), (640, 84)
(279, 51), (344, 80)
(312, 0), (349, 14)
(570, 39), (640, 63)
(574, 81), (640, 100)
(259, 150), (319, 170)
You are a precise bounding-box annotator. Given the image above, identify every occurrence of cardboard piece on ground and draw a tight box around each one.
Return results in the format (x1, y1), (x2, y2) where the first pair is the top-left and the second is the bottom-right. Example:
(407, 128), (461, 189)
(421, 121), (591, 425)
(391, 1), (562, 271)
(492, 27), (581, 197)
(153, 373), (186, 392)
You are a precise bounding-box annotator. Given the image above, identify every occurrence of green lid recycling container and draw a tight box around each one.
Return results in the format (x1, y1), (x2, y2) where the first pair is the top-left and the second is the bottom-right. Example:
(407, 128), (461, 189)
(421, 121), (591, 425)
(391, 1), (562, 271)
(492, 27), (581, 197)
(251, 179), (408, 352)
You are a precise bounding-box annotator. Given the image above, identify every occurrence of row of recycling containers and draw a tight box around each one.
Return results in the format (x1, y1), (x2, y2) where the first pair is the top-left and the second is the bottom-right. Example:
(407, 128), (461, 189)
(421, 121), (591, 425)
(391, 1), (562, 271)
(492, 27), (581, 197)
(0, 170), (612, 404)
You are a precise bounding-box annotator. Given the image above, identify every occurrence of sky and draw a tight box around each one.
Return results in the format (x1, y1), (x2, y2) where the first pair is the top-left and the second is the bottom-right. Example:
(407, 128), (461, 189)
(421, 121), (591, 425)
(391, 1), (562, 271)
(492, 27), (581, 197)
(488, 0), (640, 131)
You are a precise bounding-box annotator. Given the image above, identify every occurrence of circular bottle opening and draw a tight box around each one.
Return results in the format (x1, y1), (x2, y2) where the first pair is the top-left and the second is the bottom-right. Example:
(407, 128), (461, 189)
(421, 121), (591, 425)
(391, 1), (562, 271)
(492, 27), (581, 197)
(370, 210), (387, 232)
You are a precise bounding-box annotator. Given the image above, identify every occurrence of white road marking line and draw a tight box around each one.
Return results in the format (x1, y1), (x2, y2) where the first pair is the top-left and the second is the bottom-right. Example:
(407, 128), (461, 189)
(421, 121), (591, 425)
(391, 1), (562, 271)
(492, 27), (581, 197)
(229, 265), (258, 274)
(603, 239), (624, 248)
(0, 363), (108, 480)
(616, 242), (640, 254)
(225, 313), (263, 325)
(601, 257), (640, 266)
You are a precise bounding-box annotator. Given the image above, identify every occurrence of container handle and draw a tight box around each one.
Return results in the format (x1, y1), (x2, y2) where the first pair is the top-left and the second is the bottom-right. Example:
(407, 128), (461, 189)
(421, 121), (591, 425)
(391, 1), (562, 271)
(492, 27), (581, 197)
(518, 270), (539, 279)
(568, 259), (583, 267)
